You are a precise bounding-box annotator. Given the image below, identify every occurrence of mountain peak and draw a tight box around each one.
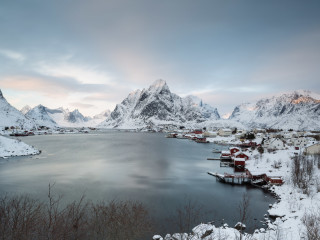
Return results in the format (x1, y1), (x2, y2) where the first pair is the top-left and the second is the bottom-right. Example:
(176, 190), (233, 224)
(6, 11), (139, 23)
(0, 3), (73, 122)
(0, 89), (3, 99)
(20, 105), (32, 115)
(148, 79), (168, 92)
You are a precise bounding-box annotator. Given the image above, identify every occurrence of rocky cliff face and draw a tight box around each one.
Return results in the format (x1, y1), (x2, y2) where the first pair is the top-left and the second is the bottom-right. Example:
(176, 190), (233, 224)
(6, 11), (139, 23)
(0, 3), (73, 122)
(229, 90), (320, 130)
(99, 80), (220, 128)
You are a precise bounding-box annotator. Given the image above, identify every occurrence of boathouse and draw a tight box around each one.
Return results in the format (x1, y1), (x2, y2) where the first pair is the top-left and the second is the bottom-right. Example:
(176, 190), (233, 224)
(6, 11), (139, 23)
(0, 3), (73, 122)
(220, 151), (231, 159)
(233, 158), (245, 169)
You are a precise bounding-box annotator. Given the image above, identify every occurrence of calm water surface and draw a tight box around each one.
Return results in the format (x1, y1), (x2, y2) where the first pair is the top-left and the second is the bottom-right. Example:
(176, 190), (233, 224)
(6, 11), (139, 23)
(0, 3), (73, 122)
(0, 132), (274, 235)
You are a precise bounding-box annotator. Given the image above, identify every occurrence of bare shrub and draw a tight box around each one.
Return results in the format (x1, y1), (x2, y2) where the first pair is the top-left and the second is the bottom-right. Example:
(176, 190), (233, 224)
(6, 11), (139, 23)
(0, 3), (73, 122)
(238, 193), (250, 240)
(302, 210), (320, 240)
(0, 195), (43, 240)
(167, 198), (205, 233)
(291, 154), (314, 196)
(0, 185), (153, 240)
(89, 200), (153, 240)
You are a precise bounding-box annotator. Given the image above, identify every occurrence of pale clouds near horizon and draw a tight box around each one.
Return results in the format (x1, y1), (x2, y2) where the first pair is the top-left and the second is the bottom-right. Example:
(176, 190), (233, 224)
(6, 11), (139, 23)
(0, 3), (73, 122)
(0, 0), (319, 116)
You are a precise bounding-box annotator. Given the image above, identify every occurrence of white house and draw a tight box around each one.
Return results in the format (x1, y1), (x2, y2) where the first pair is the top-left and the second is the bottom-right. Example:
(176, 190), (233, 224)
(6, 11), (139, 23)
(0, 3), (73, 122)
(304, 143), (320, 155)
(218, 128), (232, 137)
(263, 138), (286, 150)
(203, 131), (217, 137)
(291, 137), (309, 148)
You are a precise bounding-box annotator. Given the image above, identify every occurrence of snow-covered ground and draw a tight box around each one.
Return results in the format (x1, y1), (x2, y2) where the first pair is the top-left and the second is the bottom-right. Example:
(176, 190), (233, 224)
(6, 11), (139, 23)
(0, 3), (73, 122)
(154, 138), (320, 240)
(0, 135), (40, 158)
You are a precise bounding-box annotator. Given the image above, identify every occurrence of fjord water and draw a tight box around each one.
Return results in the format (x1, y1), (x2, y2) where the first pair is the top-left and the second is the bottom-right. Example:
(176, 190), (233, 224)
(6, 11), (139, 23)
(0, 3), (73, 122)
(0, 132), (274, 235)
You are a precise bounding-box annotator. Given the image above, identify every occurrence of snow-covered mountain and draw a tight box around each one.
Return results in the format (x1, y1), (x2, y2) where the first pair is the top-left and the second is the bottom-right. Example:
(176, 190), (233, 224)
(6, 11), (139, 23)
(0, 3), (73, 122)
(99, 80), (220, 128)
(20, 105), (32, 115)
(26, 105), (96, 128)
(93, 109), (111, 120)
(0, 90), (35, 129)
(229, 90), (320, 130)
(26, 105), (58, 128)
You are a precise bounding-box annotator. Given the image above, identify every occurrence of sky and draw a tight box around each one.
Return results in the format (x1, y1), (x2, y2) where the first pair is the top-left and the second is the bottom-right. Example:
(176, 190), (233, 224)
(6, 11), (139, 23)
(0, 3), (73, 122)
(0, 0), (320, 117)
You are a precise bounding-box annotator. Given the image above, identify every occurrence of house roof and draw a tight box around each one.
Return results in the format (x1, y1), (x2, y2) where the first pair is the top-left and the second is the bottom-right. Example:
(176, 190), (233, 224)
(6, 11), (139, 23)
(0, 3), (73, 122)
(234, 152), (248, 157)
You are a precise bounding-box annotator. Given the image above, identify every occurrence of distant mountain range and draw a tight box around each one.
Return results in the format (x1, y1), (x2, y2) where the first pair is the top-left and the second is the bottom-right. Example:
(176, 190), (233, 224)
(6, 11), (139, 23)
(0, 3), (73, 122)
(25, 105), (110, 128)
(0, 82), (319, 130)
(229, 90), (320, 130)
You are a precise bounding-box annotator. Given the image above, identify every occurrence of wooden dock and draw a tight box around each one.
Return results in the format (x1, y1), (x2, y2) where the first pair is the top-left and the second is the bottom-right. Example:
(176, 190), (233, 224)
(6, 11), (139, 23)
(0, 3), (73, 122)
(207, 158), (221, 160)
(208, 172), (250, 185)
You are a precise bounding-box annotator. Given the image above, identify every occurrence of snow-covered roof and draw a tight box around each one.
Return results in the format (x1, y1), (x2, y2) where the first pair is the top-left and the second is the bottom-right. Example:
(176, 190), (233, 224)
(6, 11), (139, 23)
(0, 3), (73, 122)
(233, 158), (245, 162)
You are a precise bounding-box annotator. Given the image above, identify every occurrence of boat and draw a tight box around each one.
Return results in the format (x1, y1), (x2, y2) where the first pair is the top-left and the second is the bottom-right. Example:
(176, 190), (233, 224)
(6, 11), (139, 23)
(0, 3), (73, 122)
(195, 137), (209, 143)
(166, 133), (177, 138)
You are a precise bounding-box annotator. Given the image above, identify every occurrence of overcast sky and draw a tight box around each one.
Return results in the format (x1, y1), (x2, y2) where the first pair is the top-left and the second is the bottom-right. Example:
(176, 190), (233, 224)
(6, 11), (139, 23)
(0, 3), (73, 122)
(0, 0), (319, 117)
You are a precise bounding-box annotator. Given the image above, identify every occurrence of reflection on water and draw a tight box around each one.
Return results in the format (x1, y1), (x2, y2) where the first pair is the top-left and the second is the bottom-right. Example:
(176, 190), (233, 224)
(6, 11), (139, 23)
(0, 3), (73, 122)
(0, 132), (275, 235)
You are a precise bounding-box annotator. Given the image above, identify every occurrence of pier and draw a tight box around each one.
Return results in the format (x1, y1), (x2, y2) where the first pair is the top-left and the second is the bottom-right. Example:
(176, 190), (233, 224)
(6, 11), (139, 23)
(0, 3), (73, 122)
(208, 172), (251, 185)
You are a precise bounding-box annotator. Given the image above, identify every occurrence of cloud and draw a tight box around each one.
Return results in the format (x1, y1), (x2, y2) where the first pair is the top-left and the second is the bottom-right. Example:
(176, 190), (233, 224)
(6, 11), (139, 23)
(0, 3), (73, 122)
(36, 62), (114, 85)
(0, 74), (111, 98)
(248, 30), (320, 90)
(69, 102), (95, 109)
(0, 49), (25, 61)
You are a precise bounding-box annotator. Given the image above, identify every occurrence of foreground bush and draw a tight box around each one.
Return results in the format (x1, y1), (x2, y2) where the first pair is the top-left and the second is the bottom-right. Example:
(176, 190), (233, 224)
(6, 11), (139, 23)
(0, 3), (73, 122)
(0, 187), (153, 240)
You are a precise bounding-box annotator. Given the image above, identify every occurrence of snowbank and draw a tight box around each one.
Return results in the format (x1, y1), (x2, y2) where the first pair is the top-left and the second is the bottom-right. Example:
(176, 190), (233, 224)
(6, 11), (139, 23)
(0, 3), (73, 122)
(0, 135), (40, 158)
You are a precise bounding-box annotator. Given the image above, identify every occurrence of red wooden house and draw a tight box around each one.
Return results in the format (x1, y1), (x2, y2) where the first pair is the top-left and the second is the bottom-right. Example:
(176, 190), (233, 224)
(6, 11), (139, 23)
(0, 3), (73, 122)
(265, 176), (283, 185)
(233, 158), (245, 169)
(220, 151), (231, 159)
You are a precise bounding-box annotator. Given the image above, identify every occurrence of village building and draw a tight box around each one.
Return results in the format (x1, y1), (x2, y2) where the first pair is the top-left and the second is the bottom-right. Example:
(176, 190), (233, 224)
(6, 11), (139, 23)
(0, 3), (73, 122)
(290, 137), (309, 148)
(304, 143), (320, 155)
(233, 158), (246, 169)
(233, 151), (249, 160)
(203, 131), (217, 137)
(234, 133), (244, 139)
(218, 128), (232, 137)
(263, 138), (286, 150)
(229, 147), (241, 155)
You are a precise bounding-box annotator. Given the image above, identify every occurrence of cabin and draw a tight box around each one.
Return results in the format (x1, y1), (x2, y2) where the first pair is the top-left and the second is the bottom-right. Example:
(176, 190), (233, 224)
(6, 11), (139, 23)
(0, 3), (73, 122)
(229, 147), (241, 155)
(233, 152), (249, 160)
(265, 176), (283, 185)
(304, 143), (320, 155)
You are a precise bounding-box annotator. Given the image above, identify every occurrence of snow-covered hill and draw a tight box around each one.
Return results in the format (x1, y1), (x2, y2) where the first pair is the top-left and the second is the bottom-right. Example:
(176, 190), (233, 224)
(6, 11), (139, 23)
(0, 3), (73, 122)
(229, 90), (320, 130)
(99, 80), (220, 128)
(0, 90), (35, 129)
